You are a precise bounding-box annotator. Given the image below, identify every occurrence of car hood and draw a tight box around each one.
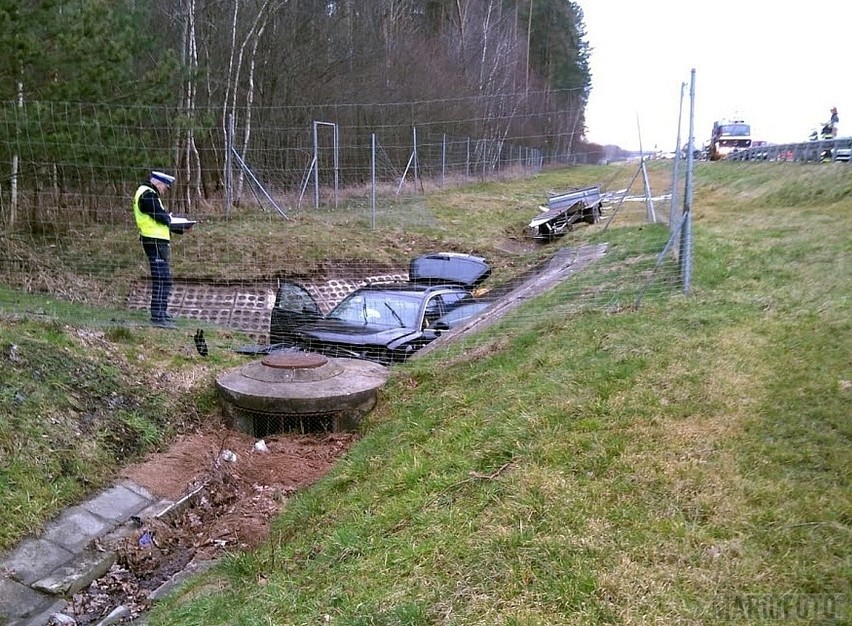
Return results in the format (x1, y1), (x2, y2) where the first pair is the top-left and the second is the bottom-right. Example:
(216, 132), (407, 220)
(296, 319), (420, 346)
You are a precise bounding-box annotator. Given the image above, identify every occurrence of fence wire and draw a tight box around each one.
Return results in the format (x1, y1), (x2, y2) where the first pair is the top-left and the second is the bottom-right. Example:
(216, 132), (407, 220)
(0, 102), (691, 367)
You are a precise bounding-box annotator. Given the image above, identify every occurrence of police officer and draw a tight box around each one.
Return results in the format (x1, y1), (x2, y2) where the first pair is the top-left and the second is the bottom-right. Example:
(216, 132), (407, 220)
(133, 171), (177, 328)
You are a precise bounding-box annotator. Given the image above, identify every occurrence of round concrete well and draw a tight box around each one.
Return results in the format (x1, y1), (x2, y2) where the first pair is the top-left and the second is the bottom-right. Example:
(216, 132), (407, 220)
(216, 351), (389, 437)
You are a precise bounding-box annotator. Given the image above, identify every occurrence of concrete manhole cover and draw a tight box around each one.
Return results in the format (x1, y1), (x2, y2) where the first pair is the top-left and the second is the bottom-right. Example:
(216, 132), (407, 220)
(215, 353), (390, 436)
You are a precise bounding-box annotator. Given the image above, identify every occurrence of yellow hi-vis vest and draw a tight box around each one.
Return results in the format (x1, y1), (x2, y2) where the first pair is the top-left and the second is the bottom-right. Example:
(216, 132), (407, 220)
(133, 184), (170, 240)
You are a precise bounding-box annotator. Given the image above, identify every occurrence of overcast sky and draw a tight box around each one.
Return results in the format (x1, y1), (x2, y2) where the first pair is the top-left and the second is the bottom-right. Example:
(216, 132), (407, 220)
(579, 0), (852, 152)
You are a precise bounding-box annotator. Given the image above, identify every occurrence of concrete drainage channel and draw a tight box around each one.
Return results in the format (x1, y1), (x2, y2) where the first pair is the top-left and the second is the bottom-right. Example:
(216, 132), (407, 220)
(0, 479), (212, 626)
(1, 349), (391, 625)
(2, 430), (364, 626)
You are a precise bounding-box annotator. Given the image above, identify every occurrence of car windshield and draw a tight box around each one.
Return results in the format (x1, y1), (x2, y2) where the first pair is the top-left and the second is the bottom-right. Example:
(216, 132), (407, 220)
(328, 290), (422, 328)
(719, 124), (750, 137)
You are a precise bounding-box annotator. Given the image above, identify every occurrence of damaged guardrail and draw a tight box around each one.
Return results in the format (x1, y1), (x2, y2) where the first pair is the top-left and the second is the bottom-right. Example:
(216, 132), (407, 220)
(725, 137), (852, 163)
(528, 186), (603, 240)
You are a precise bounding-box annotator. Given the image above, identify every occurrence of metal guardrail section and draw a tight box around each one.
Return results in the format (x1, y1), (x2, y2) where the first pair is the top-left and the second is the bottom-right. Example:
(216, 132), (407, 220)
(725, 137), (852, 163)
(529, 186), (602, 239)
(544, 185), (601, 214)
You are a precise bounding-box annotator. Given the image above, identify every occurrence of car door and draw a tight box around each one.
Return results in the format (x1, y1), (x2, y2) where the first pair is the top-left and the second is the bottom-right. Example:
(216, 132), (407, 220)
(421, 291), (468, 330)
(269, 281), (323, 345)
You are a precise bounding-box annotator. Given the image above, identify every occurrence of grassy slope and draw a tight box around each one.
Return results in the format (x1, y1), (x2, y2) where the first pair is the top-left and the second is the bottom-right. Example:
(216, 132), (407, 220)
(2, 161), (849, 624)
(0, 313), (249, 549)
(149, 162), (849, 625)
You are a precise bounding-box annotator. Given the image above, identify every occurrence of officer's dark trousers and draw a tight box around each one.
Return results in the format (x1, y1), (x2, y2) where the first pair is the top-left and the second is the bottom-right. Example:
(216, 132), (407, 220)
(141, 238), (172, 321)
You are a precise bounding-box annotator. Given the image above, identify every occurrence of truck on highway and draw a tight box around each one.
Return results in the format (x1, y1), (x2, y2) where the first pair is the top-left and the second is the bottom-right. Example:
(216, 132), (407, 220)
(709, 119), (752, 160)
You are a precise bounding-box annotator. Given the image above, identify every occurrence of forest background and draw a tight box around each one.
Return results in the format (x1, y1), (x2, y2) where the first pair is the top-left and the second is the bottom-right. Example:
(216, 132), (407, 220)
(0, 0), (623, 233)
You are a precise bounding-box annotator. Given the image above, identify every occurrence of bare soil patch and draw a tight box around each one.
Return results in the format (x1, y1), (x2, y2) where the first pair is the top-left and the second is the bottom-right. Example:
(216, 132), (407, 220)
(56, 426), (356, 624)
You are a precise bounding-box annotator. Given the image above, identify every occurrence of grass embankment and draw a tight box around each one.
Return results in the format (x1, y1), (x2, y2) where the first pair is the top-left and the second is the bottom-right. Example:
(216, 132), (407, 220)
(2, 161), (849, 624)
(0, 314), (246, 549)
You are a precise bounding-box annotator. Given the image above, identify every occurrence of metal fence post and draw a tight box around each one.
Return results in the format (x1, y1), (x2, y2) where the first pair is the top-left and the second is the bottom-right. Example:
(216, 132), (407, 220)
(636, 115), (656, 223)
(413, 126), (420, 191)
(441, 133), (446, 187)
(670, 82), (686, 230)
(225, 113), (233, 218)
(312, 121), (319, 209)
(371, 133), (376, 230)
(680, 69), (696, 294)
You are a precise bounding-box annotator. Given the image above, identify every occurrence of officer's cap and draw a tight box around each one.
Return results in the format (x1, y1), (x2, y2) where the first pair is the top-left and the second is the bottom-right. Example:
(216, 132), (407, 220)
(151, 171), (176, 187)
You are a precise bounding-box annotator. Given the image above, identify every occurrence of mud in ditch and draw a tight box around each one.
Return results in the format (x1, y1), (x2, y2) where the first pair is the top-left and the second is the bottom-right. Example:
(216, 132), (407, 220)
(52, 428), (357, 624)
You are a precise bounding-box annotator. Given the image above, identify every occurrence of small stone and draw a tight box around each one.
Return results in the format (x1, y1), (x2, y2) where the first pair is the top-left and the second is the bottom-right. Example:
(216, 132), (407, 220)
(95, 605), (130, 626)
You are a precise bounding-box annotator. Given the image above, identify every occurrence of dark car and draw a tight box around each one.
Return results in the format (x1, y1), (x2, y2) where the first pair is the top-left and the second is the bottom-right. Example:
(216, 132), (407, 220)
(269, 253), (490, 364)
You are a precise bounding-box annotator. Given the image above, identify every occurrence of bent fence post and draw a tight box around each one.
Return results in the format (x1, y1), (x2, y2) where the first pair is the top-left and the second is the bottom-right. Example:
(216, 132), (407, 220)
(231, 147), (289, 220)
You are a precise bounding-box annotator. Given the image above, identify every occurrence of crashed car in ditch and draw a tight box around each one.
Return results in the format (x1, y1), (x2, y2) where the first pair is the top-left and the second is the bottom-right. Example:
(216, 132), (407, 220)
(268, 252), (491, 364)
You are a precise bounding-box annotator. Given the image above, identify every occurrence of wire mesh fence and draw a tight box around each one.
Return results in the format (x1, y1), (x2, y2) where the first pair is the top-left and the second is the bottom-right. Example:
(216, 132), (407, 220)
(0, 101), (692, 367)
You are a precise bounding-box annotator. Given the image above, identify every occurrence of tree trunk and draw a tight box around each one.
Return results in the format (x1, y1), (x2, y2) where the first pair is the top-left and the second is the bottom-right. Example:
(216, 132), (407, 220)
(179, 0), (202, 213)
(8, 80), (24, 232)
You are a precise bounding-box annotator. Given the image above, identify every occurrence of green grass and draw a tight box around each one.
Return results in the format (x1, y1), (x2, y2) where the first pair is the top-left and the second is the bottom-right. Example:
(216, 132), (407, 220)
(1, 161), (850, 624)
(0, 311), (245, 548)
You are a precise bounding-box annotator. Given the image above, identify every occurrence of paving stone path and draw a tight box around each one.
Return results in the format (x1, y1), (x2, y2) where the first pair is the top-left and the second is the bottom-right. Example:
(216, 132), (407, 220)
(0, 481), (173, 625)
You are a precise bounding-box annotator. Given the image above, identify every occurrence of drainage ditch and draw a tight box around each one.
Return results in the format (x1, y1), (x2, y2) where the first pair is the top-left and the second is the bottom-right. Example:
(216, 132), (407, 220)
(53, 471), (234, 624)
(49, 430), (358, 626)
